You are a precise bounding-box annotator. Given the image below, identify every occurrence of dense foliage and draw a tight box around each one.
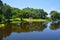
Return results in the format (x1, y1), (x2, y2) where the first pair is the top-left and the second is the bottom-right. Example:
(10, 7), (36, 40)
(50, 11), (60, 21)
(0, 0), (60, 23)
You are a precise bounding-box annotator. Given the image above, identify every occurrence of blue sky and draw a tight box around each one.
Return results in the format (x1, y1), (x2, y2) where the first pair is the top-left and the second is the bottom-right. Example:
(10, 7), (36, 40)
(2, 0), (60, 13)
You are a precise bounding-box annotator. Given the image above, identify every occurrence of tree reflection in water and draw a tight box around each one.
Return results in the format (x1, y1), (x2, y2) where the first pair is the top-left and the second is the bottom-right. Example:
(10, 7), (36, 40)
(12, 22), (47, 32)
(0, 22), (47, 40)
(0, 23), (12, 40)
(50, 21), (60, 30)
(0, 22), (60, 40)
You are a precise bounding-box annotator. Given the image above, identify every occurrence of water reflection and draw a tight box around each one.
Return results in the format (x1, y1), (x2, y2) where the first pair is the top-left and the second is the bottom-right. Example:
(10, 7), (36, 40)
(0, 22), (47, 40)
(0, 23), (12, 40)
(12, 22), (47, 32)
(0, 22), (60, 40)
(50, 21), (60, 30)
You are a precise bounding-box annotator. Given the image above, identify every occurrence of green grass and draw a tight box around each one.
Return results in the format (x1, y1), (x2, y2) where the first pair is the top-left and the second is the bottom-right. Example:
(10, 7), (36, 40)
(0, 24), (5, 28)
(0, 18), (48, 27)
(11, 18), (48, 23)
(23, 19), (48, 22)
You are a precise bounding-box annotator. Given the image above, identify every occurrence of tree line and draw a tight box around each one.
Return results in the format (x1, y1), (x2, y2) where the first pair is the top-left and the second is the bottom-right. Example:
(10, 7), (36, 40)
(0, 0), (60, 23)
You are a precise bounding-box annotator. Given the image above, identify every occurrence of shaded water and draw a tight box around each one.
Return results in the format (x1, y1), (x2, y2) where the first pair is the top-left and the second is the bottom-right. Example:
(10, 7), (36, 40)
(0, 22), (60, 40)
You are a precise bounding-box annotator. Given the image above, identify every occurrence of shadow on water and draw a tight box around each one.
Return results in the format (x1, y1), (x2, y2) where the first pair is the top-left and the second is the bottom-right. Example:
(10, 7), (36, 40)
(0, 21), (60, 40)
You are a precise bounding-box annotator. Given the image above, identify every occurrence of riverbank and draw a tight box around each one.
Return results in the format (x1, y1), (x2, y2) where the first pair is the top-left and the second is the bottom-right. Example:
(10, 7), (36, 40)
(0, 18), (48, 27)
(11, 18), (48, 23)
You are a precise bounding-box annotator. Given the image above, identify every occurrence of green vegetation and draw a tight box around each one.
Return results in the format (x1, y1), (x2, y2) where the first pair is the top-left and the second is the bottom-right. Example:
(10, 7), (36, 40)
(50, 11), (60, 21)
(11, 18), (48, 23)
(0, 24), (4, 27)
(0, 0), (60, 24)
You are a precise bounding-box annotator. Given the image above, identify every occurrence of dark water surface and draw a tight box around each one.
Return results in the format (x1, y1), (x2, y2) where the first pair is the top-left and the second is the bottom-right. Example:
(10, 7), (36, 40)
(0, 22), (60, 40)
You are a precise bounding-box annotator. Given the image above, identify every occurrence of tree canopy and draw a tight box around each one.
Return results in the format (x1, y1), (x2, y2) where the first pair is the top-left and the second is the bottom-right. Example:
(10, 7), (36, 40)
(50, 11), (60, 21)
(0, 0), (60, 23)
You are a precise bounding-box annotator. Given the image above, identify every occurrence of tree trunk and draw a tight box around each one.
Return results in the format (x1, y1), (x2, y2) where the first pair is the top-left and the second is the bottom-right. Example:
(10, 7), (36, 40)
(0, 17), (2, 23)
(21, 17), (23, 21)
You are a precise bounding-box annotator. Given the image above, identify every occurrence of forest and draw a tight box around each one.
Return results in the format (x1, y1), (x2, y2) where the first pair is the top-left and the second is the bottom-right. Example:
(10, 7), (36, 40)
(0, 0), (60, 24)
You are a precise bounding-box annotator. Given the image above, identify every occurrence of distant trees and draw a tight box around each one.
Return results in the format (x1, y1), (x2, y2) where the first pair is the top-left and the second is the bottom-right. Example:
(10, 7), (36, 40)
(0, 0), (60, 23)
(37, 9), (48, 19)
(19, 7), (48, 19)
(11, 7), (48, 21)
(50, 11), (60, 21)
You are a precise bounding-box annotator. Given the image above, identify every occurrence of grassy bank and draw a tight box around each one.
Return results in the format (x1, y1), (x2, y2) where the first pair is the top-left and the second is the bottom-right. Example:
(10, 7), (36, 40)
(0, 18), (48, 27)
(0, 24), (5, 28)
(23, 19), (48, 22)
(11, 18), (48, 23)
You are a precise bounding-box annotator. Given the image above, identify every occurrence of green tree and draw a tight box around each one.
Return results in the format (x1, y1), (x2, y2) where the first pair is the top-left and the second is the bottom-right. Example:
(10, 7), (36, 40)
(2, 4), (12, 23)
(11, 8), (21, 19)
(0, 0), (3, 23)
(21, 7), (48, 19)
(50, 11), (60, 21)
(37, 9), (48, 19)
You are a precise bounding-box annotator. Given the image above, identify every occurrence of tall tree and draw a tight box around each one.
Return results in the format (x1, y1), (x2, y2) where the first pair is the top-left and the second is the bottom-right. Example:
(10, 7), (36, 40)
(2, 4), (12, 23)
(0, 0), (3, 7)
(37, 9), (48, 19)
(0, 0), (3, 23)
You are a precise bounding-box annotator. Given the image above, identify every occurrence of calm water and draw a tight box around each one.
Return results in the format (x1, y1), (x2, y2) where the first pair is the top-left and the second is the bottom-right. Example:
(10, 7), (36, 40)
(0, 22), (60, 40)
